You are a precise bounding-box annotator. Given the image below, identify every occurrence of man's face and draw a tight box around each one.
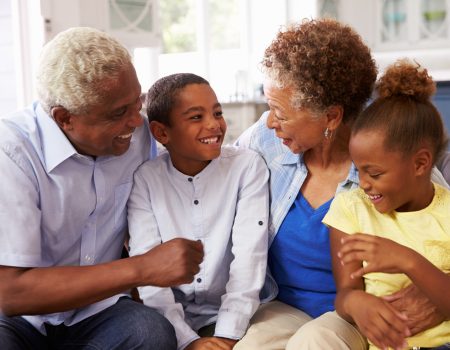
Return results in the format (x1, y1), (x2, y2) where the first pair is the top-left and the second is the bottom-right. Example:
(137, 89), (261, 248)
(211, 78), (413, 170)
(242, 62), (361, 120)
(63, 64), (144, 157)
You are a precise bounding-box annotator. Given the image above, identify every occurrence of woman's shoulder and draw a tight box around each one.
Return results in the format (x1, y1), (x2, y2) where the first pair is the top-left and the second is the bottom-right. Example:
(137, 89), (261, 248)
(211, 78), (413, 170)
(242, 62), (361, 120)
(235, 111), (290, 164)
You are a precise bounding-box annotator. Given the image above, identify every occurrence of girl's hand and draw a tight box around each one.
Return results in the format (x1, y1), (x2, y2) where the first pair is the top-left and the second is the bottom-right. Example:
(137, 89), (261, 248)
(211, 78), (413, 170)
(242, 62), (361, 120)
(348, 290), (410, 350)
(338, 233), (416, 278)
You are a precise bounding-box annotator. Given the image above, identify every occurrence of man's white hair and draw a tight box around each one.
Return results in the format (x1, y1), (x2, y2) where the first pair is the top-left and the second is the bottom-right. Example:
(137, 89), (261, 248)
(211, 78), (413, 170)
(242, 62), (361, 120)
(36, 27), (132, 114)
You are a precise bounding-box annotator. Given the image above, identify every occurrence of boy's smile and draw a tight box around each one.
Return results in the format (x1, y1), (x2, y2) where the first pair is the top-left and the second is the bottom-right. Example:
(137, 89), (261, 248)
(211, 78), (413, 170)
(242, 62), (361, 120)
(161, 83), (226, 176)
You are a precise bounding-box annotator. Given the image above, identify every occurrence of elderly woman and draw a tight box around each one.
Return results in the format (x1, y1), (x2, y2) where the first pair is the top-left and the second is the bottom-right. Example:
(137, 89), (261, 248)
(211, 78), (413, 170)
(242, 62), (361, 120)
(235, 18), (447, 350)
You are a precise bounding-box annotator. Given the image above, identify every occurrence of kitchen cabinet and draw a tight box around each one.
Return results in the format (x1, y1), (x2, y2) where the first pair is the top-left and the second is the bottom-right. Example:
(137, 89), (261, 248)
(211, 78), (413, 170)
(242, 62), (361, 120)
(317, 0), (450, 50)
(40, 0), (161, 47)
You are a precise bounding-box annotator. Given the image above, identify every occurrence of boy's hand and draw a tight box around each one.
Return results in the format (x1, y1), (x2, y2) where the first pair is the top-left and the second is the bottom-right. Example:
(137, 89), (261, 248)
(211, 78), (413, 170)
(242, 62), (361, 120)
(136, 238), (204, 287)
(185, 337), (237, 350)
(348, 290), (409, 350)
(338, 233), (415, 278)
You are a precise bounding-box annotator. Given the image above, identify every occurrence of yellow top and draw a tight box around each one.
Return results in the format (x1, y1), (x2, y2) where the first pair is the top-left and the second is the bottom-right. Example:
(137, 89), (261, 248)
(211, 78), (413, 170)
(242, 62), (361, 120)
(323, 183), (450, 349)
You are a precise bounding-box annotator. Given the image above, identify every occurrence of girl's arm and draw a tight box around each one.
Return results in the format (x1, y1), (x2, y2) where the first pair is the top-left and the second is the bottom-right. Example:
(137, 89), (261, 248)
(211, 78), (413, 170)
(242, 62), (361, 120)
(339, 232), (450, 318)
(330, 228), (410, 349)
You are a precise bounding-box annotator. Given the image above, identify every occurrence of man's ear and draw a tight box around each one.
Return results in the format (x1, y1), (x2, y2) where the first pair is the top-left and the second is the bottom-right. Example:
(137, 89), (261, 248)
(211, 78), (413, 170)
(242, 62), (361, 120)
(413, 147), (433, 176)
(149, 121), (170, 145)
(325, 105), (344, 131)
(51, 107), (73, 131)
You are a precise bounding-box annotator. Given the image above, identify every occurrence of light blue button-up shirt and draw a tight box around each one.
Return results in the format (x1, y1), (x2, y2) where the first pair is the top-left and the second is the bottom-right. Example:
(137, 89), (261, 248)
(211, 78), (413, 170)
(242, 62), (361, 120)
(0, 102), (155, 334)
(128, 146), (269, 350)
(236, 112), (360, 302)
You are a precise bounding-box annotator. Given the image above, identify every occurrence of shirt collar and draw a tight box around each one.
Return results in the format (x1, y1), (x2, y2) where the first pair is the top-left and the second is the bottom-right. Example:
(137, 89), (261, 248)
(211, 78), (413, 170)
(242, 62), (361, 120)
(280, 149), (300, 165)
(36, 103), (78, 173)
(344, 162), (359, 186)
(165, 150), (219, 182)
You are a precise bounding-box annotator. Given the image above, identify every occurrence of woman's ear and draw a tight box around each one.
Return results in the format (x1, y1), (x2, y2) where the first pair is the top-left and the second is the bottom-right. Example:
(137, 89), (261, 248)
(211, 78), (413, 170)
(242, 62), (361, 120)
(150, 121), (170, 145)
(51, 107), (73, 131)
(325, 105), (344, 131)
(413, 147), (433, 176)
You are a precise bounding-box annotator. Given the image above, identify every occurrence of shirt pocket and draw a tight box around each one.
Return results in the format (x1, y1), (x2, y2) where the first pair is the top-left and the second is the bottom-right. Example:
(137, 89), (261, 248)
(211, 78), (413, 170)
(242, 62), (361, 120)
(423, 240), (450, 271)
(114, 182), (133, 229)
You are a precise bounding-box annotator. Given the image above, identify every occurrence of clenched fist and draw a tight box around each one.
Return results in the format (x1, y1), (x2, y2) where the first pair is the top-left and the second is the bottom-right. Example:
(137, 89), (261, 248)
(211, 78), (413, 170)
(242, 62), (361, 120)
(135, 238), (204, 287)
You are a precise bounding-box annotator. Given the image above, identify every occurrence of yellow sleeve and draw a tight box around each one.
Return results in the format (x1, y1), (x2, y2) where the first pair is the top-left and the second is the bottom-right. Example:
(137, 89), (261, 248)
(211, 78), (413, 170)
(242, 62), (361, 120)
(323, 190), (361, 235)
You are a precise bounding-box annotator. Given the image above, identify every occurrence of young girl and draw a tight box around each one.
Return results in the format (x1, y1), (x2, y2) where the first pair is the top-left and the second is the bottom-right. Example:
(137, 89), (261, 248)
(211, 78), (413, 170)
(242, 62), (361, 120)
(323, 59), (450, 350)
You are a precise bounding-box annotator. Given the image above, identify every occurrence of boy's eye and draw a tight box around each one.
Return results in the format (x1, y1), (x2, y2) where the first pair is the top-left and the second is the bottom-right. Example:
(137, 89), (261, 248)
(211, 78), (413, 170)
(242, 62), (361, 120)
(369, 173), (382, 179)
(214, 111), (223, 118)
(190, 114), (202, 120)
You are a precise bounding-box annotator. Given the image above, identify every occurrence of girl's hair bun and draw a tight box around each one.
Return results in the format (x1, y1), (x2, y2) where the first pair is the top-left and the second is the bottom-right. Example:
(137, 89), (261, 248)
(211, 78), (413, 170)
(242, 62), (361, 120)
(376, 58), (436, 103)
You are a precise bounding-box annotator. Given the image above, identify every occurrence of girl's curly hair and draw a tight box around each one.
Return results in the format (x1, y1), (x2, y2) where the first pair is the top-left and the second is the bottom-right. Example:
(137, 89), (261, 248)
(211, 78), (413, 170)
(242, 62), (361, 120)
(353, 59), (448, 163)
(261, 18), (377, 123)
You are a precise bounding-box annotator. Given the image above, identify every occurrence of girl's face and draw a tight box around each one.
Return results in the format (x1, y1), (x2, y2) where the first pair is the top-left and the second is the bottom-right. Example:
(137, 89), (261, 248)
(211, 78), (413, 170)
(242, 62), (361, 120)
(162, 83), (227, 176)
(350, 129), (428, 213)
(263, 81), (327, 154)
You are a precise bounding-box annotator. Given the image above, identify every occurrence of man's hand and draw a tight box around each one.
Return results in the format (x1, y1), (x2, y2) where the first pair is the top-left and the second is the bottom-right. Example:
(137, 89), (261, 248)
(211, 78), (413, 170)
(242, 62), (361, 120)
(185, 337), (237, 350)
(383, 284), (446, 336)
(136, 238), (204, 287)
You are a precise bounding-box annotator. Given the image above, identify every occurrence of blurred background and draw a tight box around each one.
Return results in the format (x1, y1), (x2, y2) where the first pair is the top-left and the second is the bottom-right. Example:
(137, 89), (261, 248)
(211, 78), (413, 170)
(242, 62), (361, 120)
(2, 0), (450, 144)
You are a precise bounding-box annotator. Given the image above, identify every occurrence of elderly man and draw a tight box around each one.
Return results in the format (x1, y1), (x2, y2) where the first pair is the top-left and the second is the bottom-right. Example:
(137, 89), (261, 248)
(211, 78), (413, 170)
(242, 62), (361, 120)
(0, 27), (203, 349)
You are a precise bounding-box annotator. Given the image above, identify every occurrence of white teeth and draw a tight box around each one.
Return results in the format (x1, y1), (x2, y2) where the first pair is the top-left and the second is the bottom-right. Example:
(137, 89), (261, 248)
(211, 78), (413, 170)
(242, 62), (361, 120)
(368, 194), (382, 200)
(199, 136), (219, 144)
(118, 133), (132, 139)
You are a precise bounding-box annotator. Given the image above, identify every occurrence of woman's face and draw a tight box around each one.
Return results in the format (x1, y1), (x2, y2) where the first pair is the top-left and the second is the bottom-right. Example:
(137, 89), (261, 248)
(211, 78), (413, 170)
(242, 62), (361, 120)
(264, 81), (327, 154)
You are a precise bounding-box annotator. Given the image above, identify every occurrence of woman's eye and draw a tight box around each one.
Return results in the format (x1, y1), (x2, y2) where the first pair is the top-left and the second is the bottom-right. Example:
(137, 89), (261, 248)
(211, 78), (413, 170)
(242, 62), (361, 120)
(369, 173), (381, 179)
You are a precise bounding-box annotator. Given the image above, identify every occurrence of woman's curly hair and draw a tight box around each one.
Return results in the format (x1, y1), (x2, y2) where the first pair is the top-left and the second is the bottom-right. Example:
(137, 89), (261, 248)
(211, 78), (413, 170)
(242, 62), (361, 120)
(261, 18), (377, 123)
(353, 59), (448, 163)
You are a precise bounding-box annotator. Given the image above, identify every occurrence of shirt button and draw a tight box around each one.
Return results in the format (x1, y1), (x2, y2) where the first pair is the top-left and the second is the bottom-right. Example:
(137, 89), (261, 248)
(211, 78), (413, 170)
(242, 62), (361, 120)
(196, 278), (202, 283)
(194, 200), (199, 205)
(188, 178), (193, 182)
(258, 221), (263, 225)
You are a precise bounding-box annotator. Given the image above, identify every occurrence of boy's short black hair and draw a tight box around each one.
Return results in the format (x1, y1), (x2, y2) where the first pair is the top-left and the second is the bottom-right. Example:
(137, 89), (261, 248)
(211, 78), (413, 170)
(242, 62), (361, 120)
(145, 73), (210, 126)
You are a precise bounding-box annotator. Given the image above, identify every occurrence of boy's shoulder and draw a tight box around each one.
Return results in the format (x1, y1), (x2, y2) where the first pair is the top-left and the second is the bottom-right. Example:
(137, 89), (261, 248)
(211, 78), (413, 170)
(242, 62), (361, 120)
(135, 149), (170, 175)
(220, 144), (262, 161)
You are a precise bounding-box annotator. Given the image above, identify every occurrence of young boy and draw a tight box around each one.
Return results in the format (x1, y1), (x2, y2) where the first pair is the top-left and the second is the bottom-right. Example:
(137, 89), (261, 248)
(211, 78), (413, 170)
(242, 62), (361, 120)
(127, 73), (269, 350)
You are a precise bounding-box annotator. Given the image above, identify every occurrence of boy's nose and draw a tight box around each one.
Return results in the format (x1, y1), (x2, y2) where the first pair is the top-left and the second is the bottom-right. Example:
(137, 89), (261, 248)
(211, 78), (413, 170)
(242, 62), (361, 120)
(205, 116), (220, 129)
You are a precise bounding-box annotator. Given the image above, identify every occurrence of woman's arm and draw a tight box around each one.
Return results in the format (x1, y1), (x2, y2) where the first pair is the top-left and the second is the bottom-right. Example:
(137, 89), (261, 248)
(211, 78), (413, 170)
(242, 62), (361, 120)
(339, 233), (450, 317)
(330, 228), (410, 349)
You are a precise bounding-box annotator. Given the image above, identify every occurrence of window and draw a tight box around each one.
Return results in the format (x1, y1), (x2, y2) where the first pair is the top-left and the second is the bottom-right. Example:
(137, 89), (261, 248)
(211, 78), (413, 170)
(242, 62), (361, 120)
(134, 0), (290, 103)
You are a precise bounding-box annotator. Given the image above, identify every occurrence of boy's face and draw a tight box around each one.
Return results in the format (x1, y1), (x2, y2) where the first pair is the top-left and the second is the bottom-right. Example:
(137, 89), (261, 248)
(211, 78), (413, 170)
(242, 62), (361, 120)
(162, 83), (227, 176)
(350, 129), (423, 213)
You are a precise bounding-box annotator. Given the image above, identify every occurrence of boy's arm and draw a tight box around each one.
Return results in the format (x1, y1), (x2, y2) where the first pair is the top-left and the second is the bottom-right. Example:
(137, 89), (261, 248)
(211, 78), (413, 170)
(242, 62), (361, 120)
(330, 228), (410, 350)
(214, 153), (270, 340)
(339, 233), (450, 318)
